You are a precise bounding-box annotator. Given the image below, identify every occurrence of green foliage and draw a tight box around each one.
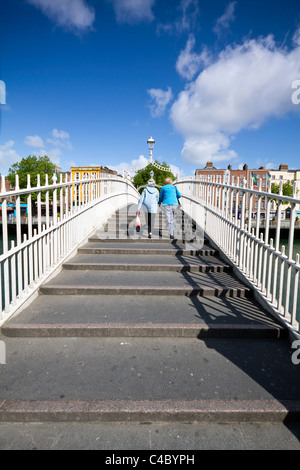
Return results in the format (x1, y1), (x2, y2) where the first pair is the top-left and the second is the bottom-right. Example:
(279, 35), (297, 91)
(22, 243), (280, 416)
(133, 161), (175, 193)
(271, 180), (294, 206)
(8, 155), (56, 202)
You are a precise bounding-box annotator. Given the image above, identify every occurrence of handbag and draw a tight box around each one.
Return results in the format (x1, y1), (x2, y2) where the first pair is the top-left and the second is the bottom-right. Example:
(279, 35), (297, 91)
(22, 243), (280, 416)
(135, 215), (141, 232)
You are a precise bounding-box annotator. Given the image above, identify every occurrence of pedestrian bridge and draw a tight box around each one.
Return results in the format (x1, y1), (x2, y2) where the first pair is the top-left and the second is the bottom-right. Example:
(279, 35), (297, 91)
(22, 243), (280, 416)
(0, 173), (299, 340)
(0, 173), (300, 446)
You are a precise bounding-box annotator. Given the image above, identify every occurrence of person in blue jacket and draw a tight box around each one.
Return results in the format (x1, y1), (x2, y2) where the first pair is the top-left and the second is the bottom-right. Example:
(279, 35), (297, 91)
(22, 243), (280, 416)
(136, 177), (159, 238)
(159, 177), (182, 239)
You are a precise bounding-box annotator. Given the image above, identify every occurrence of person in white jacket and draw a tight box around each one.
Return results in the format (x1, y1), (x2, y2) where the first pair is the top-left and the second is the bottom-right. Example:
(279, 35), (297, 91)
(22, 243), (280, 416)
(136, 178), (159, 238)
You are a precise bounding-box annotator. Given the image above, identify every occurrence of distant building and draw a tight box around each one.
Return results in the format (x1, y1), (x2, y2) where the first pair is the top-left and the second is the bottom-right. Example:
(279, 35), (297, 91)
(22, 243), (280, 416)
(70, 166), (102, 204)
(269, 164), (300, 216)
(70, 166), (117, 203)
(195, 162), (270, 220)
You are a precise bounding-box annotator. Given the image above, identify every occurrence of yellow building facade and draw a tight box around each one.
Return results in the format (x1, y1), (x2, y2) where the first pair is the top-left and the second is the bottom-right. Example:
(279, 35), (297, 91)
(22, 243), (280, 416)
(70, 166), (102, 203)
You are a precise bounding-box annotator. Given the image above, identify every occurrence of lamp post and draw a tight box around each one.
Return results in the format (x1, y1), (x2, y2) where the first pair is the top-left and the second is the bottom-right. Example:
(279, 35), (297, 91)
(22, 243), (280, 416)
(147, 137), (155, 163)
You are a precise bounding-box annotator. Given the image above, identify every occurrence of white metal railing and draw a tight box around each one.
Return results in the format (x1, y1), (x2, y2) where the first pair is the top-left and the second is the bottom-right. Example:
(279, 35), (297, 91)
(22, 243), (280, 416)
(0, 173), (139, 325)
(176, 176), (300, 339)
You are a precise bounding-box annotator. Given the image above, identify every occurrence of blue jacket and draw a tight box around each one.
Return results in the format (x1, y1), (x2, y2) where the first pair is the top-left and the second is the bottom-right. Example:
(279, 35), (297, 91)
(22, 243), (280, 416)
(159, 184), (181, 206)
(137, 186), (159, 213)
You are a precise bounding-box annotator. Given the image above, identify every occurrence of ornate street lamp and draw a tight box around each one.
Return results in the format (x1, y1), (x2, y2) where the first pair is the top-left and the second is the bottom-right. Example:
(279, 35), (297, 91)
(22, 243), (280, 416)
(147, 137), (155, 163)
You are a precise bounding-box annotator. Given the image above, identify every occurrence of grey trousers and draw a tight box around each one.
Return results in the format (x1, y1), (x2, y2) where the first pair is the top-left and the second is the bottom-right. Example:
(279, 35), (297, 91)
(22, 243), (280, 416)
(162, 205), (178, 236)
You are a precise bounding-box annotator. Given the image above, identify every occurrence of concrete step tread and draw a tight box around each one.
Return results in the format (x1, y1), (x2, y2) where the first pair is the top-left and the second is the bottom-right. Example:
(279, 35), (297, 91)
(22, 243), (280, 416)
(78, 248), (216, 256)
(64, 253), (230, 271)
(1, 398), (300, 424)
(84, 241), (211, 249)
(0, 336), (299, 403)
(1, 323), (285, 339)
(41, 269), (250, 291)
(89, 237), (203, 244)
(3, 295), (283, 331)
(1, 420), (300, 449)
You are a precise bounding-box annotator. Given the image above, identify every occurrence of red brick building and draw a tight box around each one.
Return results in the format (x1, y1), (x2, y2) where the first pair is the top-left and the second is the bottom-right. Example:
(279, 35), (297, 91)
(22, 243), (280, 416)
(195, 162), (271, 220)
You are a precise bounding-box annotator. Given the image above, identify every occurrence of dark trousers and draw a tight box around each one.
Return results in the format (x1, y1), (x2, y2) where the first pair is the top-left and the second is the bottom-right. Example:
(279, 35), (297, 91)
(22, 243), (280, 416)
(147, 213), (156, 234)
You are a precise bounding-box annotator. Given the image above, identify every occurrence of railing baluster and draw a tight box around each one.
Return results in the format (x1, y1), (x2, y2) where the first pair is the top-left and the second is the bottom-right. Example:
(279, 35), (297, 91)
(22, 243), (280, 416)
(267, 239), (274, 300)
(284, 182), (297, 318)
(272, 181), (283, 304)
(1, 176), (10, 311)
(291, 254), (299, 329)
(175, 176), (300, 339)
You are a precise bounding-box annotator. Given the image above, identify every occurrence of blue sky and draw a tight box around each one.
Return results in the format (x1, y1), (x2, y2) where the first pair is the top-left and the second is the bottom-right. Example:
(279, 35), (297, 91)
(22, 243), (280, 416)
(1, 0), (300, 178)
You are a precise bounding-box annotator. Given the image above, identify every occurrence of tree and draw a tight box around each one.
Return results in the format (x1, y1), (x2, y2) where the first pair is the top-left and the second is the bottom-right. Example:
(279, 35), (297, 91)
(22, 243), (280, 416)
(133, 161), (175, 193)
(8, 155), (56, 202)
(271, 180), (294, 215)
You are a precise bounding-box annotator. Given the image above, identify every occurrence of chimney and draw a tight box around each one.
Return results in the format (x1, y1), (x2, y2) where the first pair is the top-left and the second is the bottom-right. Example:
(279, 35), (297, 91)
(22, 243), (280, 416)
(243, 164), (248, 171)
(206, 161), (213, 168)
(228, 164), (232, 170)
(279, 164), (288, 171)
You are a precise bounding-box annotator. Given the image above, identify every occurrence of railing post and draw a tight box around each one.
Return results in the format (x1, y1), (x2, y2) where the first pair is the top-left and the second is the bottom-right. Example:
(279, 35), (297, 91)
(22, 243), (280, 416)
(284, 181), (297, 318)
(1, 175), (9, 313)
(272, 181), (283, 304)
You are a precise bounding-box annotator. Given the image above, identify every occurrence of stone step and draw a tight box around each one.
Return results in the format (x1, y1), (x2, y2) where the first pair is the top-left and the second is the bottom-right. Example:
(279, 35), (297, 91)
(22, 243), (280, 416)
(88, 237), (200, 244)
(39, 269), (251, 297)
(3, 421), (300, 450)
(1, 399), (300, 424)
(2, 323), (285, 338)
(63, 263), (230, 273)
(63, 253), (231, 272)
(78, 245), (217, 256)
(2, 294), (285, 339)
(0, 335), (299, 422)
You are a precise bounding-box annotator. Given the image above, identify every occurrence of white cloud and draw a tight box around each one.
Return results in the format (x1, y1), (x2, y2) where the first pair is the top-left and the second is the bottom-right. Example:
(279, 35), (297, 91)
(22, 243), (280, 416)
(176, 34), (211, 81)
(213, 1), (237, 38)
(147, 87), (173, 117)
(109, 0), (155, 24)
(52, 128), (70, 140)
(180, 134), (238, 165)
(25, 135), (45, 148)
(0, 141), (21, 168)
(23, 128), (72, 167)
(157, 0), (199, 35)
(27, 0), (95, 32)
(170, 33), (300, 165)
(111, 155), (149, 175)
(47, 148), (62, 165)
(47, 128), (73, 150)
(168, 163), (184, 179)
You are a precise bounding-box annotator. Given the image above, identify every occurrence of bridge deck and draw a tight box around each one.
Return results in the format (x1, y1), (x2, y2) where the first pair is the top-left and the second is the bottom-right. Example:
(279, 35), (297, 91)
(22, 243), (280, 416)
(0, 204), (300, 449)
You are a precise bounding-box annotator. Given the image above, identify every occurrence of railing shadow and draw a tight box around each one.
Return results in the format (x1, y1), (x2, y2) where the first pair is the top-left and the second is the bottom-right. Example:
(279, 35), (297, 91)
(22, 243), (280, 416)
(171, 234), (300, 443)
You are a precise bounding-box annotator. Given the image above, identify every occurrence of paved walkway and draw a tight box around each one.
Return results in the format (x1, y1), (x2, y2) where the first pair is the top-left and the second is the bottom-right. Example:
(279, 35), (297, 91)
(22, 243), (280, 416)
(1, 204), (300, 450)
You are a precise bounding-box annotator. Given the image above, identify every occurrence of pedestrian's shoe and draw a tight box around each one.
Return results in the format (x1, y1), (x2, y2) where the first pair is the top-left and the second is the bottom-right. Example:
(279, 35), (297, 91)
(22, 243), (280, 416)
(170, 235), (174, 239)
(148, 233), (152, 239)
